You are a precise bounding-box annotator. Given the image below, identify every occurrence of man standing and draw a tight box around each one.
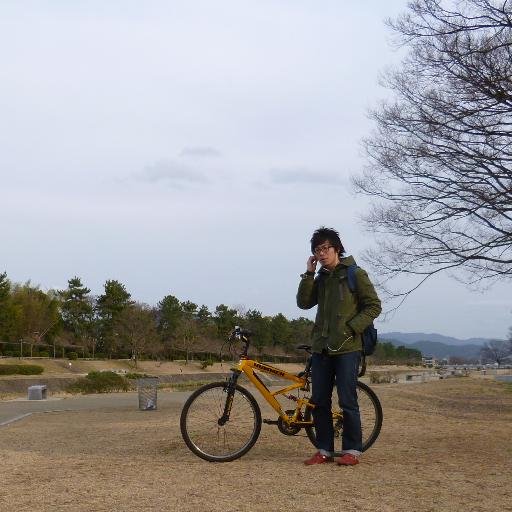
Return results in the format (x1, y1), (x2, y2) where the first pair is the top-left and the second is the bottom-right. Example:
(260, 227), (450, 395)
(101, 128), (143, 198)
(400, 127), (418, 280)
(297, 227), (381, 466)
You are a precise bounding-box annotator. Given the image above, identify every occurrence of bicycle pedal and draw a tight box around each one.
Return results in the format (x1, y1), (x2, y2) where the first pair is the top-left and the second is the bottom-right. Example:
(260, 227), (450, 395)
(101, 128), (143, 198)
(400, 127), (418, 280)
(263, 419), (279, 425)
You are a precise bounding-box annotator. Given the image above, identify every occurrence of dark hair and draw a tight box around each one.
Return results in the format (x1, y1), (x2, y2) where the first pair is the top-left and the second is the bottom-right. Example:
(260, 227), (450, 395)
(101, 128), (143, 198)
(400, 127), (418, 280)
(310, 227), (345, 255)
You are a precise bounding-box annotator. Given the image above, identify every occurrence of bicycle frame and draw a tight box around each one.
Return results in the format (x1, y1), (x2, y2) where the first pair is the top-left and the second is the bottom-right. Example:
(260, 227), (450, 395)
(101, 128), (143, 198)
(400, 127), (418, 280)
(231, 357), (314, 426)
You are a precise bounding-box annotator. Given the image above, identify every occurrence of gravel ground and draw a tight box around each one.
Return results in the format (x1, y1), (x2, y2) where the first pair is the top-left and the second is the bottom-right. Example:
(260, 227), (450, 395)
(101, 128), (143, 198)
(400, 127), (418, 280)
(0, 377), (511, 512)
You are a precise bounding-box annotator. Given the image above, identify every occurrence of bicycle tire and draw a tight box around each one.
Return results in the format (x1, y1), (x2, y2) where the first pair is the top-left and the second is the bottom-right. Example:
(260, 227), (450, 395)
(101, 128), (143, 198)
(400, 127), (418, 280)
(304, 381), (383, 453)
(180, 381), (262, 462)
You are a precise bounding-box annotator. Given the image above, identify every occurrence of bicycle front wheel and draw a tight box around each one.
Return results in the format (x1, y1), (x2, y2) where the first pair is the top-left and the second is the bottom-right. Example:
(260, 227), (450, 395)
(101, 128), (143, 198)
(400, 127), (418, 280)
(180, 382), (262, 462)
(304, 381), (383, 453)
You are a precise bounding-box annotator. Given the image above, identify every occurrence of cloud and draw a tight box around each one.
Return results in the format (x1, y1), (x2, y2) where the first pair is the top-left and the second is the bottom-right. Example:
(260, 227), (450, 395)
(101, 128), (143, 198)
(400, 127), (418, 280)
(269, 167), (343, 185)
(179, 146), (222, 158)
(136, 160), (208, 186)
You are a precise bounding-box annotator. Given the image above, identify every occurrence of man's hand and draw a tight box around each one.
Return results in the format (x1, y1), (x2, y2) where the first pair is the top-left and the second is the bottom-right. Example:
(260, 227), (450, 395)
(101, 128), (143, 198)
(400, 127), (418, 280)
(306, 255), (318, 273)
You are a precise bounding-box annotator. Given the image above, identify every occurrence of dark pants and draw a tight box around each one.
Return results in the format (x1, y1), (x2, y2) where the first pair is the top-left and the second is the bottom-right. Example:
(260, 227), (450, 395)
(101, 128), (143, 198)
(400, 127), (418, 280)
(310, 350), (362, 454)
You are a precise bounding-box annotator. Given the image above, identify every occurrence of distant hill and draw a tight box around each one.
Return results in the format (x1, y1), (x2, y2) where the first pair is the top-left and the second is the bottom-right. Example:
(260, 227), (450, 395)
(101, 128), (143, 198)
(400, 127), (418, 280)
(379, 332), (491, 346)
(404, 341), (481, 359)
(378, 332), (501, 360)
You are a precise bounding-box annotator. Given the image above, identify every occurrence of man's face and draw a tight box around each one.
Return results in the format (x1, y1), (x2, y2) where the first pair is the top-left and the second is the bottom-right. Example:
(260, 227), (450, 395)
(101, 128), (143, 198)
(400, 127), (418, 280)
(313, 241), (339, 269)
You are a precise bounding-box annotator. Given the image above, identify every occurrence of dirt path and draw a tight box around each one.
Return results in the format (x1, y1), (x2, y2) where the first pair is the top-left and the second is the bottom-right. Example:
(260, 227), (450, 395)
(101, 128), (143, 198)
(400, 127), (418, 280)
(1, 377), (511, 512)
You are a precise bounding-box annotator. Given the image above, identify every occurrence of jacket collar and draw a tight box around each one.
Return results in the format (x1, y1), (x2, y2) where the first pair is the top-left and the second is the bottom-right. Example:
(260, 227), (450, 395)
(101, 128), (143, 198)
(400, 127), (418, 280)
(318, 255), (356, 275)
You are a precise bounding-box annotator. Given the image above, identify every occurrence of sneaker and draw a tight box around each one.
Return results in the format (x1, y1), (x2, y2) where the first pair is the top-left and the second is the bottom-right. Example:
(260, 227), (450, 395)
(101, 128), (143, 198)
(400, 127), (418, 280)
(303, 452), (333, 465)
(335, 453), (360, 466)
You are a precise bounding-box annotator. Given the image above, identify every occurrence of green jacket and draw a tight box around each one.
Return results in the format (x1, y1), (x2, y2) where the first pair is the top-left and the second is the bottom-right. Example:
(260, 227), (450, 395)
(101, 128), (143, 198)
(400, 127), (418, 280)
(296, 255), (382, 355)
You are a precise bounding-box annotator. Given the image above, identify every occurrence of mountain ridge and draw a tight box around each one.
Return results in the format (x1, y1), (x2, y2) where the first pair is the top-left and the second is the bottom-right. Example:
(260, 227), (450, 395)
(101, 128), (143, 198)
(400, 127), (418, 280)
(377, 331), (506, 360)
(378, 332), (498, 346)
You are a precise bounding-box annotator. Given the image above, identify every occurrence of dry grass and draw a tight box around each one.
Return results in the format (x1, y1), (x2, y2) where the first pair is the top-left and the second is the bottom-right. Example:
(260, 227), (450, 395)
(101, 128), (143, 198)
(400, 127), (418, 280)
(1, 377), (511, 512)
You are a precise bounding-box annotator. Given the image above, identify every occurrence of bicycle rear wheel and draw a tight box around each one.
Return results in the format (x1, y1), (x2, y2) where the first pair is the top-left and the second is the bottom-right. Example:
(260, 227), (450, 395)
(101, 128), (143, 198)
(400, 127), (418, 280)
(180, 381), (262, 462)
(304, 381), (382, 453)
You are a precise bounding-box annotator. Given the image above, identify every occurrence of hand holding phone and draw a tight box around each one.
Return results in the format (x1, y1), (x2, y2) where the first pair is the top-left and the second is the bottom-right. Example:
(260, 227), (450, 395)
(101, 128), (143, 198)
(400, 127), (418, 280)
(307, 255), (318, 273)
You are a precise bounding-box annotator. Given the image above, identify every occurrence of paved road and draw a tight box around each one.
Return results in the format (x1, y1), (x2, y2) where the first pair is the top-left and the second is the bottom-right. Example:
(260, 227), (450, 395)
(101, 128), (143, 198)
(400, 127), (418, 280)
(0, 391), (191, 427)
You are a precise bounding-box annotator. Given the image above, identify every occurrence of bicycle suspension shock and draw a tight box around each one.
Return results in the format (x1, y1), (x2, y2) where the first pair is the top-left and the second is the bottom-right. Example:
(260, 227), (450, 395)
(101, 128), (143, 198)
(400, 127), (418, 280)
(218, 370), (242, 426)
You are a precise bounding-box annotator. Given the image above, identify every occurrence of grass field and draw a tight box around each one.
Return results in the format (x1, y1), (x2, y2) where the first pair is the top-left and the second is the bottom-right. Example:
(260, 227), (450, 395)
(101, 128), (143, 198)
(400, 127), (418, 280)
(1, 376), (511, 512)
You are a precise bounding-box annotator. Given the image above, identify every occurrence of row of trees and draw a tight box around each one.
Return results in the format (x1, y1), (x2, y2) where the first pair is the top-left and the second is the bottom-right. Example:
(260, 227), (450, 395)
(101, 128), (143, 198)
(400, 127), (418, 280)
(0, 272), (317, 363)
(371, 342), (422, 365)
(0, 272), (429, 365)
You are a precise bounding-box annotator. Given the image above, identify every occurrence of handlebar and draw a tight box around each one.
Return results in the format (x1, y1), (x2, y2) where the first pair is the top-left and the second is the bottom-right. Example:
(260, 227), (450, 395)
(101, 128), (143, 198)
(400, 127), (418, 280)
(227, 326), (253, 357)
(229, 326), (253, 341)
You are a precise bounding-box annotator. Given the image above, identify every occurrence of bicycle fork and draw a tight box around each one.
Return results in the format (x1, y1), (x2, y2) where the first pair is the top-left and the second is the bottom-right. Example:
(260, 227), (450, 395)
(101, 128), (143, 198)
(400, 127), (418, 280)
(218, 370), (241, 426)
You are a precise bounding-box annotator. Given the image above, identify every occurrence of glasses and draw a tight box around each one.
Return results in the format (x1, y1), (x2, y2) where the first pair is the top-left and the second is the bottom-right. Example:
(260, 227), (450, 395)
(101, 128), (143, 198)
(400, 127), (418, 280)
(313, 245), (334, 256)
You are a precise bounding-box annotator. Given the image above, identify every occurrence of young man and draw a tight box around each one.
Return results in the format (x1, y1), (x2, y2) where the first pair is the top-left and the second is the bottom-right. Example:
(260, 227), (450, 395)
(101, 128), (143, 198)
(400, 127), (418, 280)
(297, 227), (381, 466)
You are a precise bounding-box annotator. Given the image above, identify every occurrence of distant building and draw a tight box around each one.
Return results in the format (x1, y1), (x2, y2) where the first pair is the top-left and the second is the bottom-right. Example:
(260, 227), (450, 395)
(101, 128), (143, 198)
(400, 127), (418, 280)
(422, 355), (438, 367)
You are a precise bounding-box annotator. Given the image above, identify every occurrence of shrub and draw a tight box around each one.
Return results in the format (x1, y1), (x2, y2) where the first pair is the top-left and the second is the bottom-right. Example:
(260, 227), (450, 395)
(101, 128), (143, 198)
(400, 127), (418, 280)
(18, 364), (45, 375)
(67, 352), (78, 360)
(38, 351), (50, 358)
(0, 364), (44, 375)
(200, 359), (214, 369)
(0, 365), (20, 375)
(66, 371), (130, 394)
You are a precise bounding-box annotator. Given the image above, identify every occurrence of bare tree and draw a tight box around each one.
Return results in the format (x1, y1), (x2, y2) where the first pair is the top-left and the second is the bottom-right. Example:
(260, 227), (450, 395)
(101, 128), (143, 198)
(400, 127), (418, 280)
(174, 316), (201, 365)
(480, 339), (512, 365)
(114, 303), (161, 368)
(353, 0), (512, 306)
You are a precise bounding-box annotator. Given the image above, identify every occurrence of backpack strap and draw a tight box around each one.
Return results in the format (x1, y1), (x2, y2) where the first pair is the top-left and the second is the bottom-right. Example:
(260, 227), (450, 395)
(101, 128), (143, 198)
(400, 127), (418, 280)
(337, 264), (357, 301)
(346, 263), (358, 294)
(346, 263), (367, 376)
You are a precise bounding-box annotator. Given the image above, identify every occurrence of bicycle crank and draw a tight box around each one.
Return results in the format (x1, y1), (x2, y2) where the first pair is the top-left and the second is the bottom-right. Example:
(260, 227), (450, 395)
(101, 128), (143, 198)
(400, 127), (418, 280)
(277, 410), (303, 436)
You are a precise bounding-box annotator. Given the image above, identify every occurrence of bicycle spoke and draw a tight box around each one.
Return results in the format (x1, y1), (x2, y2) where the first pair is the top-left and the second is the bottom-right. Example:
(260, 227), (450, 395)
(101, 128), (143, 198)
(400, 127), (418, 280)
(181, 382), (262, 462)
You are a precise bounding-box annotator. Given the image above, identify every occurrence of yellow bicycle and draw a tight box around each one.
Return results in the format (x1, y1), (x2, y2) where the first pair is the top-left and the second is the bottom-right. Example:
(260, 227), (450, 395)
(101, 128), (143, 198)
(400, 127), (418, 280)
(180, 326), (383, 462)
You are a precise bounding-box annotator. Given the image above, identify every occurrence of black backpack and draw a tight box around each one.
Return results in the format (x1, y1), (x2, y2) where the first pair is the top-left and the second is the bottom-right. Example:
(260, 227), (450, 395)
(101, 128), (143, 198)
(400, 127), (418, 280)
(346, 264), (378, 357)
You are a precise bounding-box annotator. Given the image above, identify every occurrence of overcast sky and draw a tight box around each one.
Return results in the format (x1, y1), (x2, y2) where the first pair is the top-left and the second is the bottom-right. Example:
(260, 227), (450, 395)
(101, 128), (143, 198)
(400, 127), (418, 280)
(1, 1), (510, 340)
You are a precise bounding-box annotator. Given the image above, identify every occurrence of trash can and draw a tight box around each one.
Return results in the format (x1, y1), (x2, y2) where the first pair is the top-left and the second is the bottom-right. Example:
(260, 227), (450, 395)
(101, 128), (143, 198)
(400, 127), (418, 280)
(137, 378), (159, 411)
(28, 385), (47, 400)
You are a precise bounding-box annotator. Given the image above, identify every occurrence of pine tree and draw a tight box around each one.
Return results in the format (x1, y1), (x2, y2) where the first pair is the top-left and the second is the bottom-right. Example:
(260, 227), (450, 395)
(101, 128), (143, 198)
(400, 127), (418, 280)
(157, 295), (182, 339)
(59, 277), (94, 344)
(95, 280), (132, 356)
(0, 272), (13, 342)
